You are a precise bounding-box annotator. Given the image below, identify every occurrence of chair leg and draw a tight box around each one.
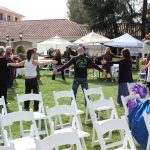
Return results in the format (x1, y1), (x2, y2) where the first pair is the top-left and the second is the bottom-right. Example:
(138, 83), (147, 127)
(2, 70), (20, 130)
(19, 121), (24, 137)
(44, 118), (49, 136)
(80, 138), (87, 150)
(77, 115), (83, 130)
(70, 144), (74, 150)
(85, 108), (91, 124)
(38, 119), (42, 132)
(92, 128), (96, 147)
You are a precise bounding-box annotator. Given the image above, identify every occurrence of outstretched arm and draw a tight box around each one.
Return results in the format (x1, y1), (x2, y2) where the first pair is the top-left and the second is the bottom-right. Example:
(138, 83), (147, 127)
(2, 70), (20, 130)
(56, 59), (73, 72)
(7, 61), (25, 67)
(32, 60), (57, 66)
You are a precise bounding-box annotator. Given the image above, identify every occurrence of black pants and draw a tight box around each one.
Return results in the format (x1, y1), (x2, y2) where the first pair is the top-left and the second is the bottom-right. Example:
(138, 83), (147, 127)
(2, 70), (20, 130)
(52, 71), (65, 80)
(0, 79), (7, 104)
(25, 78), (39, 111)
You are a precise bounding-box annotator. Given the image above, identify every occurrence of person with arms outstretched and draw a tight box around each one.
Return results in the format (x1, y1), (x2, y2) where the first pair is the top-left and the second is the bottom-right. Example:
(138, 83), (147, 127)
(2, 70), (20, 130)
(54, 47), (106, 106)
(8, 48), (57, 111)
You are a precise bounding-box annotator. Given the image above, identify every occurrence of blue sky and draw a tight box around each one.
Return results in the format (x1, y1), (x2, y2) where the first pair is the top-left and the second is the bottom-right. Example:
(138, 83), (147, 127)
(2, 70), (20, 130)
(0, 0), (68, 20)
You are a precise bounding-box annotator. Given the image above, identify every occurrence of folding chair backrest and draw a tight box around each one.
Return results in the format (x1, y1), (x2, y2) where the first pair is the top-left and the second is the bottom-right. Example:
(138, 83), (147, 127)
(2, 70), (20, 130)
(95, 119), (136, 150)
(121, 94), (140, 117)
(35, 128), (83, 150)
(88, 98), (118, 122)
(46, 105), (81, 132)
(17, 92), (44, 112)
(0, 111), (39, 146)
(0, 96), (7, 115)
(53, 90), (78, 108)
(127, 82), (136, 95)
(83, 87), (104, 104)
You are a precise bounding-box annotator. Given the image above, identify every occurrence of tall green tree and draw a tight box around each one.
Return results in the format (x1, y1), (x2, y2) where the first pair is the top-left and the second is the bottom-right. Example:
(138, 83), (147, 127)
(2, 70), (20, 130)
(67, 0), (88, 24)
(146, 3), (150, 34)
(67, 0), (148, 38)
(141, 0), (148, 38)
(82, 0), (140, 38)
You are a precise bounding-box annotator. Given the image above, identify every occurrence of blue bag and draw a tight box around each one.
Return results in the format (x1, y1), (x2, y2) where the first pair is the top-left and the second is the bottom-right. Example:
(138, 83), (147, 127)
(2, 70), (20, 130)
(128, 100), (150, 150)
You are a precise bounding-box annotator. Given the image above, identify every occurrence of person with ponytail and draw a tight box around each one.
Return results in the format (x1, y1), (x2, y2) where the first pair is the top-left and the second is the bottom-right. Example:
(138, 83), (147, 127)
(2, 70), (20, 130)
(8, 48), (57, 111)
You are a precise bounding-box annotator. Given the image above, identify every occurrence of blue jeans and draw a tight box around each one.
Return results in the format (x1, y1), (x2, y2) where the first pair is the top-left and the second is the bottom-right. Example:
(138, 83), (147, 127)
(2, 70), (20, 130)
(72, 78), (88, 106)
(117, 83), (129, 106)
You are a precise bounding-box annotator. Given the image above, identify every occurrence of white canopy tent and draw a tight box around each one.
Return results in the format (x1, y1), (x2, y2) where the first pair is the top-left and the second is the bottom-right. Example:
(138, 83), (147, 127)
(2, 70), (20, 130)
(73, 31), (110, 56)
(105, 33), (143, 48)
(37, 35), (72, 54)
(73, 31), (111, 44)
(104, 33), (143, 56)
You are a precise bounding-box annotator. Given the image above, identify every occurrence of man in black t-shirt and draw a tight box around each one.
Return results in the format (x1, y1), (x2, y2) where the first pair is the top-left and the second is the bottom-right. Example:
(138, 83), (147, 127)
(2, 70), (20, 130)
(55, 47), (105, 105)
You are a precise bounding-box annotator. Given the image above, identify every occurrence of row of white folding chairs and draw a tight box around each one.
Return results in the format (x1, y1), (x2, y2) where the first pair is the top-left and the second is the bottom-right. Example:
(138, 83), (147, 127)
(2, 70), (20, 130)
(0, 95), (88, 150)
(0, 93), (49, 138)
(0, 108), (84, 150)
(0, 86), (125, 150)
(83, 88), (136, 149)
(1, 89), (83, 138)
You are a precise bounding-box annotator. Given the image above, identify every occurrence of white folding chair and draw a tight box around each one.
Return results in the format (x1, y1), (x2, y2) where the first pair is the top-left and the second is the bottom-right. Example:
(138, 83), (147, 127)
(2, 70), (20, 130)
(0, 96), (8, 144)
(121, 94), (141, 117)
(17, 92), (48, 136)
(144, 113), (150, 150)
(127, 82), (137, 95)
(46, 105), (89, 150)
(83, 87), (112, 124)
(53, 90), (84, 128)
(94, 118), (136, 150)
(87, 98), (119, 147)
(35, 128), (83, 150)
(0, 111), (39, 150)
(0, 143), (15, 150)
(0, 96), (7, 115)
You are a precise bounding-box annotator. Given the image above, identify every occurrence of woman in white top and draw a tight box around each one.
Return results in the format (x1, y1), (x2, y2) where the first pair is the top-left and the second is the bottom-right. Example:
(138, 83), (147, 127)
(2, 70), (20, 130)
(8, 48), (56, 110)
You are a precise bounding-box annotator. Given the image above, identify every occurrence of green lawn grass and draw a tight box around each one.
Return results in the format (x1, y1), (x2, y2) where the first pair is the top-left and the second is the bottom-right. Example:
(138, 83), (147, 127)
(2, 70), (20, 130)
(6, 70), (141, 150)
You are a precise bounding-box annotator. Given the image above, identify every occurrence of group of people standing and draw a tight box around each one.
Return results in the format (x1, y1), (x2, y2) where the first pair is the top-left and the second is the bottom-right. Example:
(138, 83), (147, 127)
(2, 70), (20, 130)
(0, 44), (135, 110)
(54, 47), (134, 107)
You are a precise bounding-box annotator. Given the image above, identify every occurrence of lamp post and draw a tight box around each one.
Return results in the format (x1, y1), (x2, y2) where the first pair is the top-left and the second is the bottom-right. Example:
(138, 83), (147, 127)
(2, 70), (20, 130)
(19, 32), (23, 45)
(6, 35), (10, 46)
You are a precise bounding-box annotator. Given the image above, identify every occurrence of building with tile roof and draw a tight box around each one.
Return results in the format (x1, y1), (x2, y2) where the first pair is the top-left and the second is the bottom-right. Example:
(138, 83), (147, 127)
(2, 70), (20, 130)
(0, 6), (89, 50)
